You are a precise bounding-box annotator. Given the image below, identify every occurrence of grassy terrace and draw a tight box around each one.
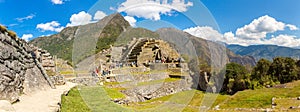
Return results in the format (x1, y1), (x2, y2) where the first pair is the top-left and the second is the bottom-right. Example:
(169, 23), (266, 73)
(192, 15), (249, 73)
(61, 86), (131, 112)
(219, 80), (300, 109)
(61, 86), (229, 112)
(61, 81), (300, 111)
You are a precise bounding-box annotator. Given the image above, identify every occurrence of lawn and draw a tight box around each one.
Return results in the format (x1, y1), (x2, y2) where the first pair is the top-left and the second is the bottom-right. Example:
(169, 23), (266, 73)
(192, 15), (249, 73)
(219, 80), (300, 109)
(61, 81), (300, 111)
(61, 86), (132, 112)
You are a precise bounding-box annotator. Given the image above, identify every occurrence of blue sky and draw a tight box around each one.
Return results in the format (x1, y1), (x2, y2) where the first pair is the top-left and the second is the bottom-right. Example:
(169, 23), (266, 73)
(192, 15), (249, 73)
(0, 0), (299, 47)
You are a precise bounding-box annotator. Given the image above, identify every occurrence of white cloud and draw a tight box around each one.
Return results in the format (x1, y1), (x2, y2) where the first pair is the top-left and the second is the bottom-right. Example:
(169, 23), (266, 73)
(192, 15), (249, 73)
(124, 16), (137, 27)
(51, 0), (64, 4)
(21, 34), (33, 41)
(184, 25), (300, 48)
(94, 11), (107, 20)
(16, 14), (35, 22)
(235, 15), (286, 40)
(66, 11), (92, 27)
(184, 26), (223, 42)
(235, 15), (299, 40)
(36, 21), (65, 32)
(286, 24), (298, 30)
(264, 34), (300, 47)
(117, 0), (193, 20)
(67, 11), (108, 27)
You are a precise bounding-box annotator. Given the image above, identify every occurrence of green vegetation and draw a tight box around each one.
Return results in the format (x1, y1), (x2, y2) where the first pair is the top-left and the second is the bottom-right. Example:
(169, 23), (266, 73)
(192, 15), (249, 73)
(62, 86), (132, 112)
(0, 25), (7, 33)
(103, 87), (126, 99)
(62, 80), (300, 111)
(30, 14), (147, 66)
(220, 80), (300, 109)
(30, 27), (77, 66)
(217, 57), (300, 94)
(62, 87), (230, 111)
(227, 44), (300, 61)
(7, 30), (17, 38)
(114, 27), (159, 46)
(61, 87), (91, 112)
(223, 62), (251, 94)
(137, 78), (180, 86)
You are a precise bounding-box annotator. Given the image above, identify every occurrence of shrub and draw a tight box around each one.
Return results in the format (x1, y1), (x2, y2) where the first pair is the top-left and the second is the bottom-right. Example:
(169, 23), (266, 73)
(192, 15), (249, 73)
(0, 25), (7, 33)
(8, 30), (17, 38)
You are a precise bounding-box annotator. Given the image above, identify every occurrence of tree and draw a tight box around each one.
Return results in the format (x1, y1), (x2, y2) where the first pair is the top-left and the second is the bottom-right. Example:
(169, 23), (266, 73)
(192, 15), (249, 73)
(251, 58), (272, 86)
(223, 62), (250, 94)
(269, 57), (298, 84)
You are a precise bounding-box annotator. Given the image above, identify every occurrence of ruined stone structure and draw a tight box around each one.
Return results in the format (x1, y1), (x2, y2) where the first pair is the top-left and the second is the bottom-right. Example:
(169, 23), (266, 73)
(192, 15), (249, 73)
(0, 28), (54, 102)
(31, 46), (56, 73)
(105, 38), (191, 102)
(124, 38), (181, 67)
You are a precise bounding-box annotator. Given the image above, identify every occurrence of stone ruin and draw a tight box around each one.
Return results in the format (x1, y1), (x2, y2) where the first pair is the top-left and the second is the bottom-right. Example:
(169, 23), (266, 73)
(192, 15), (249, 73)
(0, 28), (55, 103)
(105, 38), (192, 103)
(31, 46), (56, 73)
(30, 46), (66, 85)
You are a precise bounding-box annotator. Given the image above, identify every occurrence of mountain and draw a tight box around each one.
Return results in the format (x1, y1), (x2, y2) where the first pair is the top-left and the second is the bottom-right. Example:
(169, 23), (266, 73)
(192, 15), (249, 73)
(156, 28), (256, 67)
(30, 13), (131, 65)
(227, 44), (300, 61)
(156, 28), (256, 90)
(29, 13), (256, 92)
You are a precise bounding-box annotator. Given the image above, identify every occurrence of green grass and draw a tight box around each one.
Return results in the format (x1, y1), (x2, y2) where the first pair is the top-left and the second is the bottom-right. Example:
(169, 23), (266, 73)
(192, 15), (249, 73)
(103, 87), (126, 99)
(137, 78), (180, 86)
(128, 89), (229, 111)
(61, 86), (132, 112)
(62, 81), (300, 111)
(219, 80), (300, 109)
(274, 98), (300, 110)
(61, 87), (91, 112)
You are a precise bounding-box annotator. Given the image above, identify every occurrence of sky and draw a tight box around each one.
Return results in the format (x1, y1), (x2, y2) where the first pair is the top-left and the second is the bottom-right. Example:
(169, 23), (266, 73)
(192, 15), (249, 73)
(0, 0), (300, 48)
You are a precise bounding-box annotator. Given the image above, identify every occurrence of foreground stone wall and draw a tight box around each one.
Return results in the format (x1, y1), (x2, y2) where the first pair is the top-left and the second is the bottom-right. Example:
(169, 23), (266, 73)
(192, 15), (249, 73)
(0, 31), (54, 102)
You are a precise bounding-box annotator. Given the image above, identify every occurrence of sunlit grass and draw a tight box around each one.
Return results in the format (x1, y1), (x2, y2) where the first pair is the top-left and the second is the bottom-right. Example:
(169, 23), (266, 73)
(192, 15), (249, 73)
(220, 80), (300, 109)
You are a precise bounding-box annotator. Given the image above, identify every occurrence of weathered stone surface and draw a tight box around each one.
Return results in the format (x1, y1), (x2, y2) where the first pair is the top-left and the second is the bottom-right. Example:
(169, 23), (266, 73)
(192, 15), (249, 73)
(121, 80), (190, 102)
(0, 31), (54, 103)
(0, 100), (15, 112)
(69, 77), (99, 86)
(51, 75), (66, 85)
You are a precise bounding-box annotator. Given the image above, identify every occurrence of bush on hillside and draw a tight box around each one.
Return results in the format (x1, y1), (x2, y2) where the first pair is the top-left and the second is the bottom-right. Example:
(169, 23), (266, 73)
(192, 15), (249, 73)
(0, 25), (7, 33)
(8, 30), (17, 38)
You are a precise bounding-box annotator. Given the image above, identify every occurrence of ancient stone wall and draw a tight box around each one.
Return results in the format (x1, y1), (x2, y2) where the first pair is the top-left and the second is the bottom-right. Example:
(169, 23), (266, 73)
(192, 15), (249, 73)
(31, 46), (56, 73)
(121, 80), (190, 102)
(0, 30), (54, 102)
(112, 73), (168, 83)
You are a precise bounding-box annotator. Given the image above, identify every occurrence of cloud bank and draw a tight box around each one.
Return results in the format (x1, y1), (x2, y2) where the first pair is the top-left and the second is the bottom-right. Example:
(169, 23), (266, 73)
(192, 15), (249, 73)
(184, 15), (299, 48)
(117, 0), (193, 20)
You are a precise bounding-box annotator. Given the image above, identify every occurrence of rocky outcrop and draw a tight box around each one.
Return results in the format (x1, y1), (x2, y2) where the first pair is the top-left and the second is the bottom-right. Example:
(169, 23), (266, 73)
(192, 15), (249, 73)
(0, 29), (54, 103)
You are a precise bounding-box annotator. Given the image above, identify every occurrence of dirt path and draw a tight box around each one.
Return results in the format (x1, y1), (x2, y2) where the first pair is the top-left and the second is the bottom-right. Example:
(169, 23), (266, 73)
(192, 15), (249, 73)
(12, 82), (77, 112)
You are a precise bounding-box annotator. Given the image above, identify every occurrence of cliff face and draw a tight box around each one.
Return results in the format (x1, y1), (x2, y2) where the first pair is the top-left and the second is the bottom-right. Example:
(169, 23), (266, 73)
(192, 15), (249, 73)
(0, 29), (54, 103)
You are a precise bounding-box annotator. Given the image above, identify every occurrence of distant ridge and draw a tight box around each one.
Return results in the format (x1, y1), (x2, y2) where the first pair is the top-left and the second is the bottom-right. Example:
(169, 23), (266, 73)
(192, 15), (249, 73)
(227, 44), (300, 61)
